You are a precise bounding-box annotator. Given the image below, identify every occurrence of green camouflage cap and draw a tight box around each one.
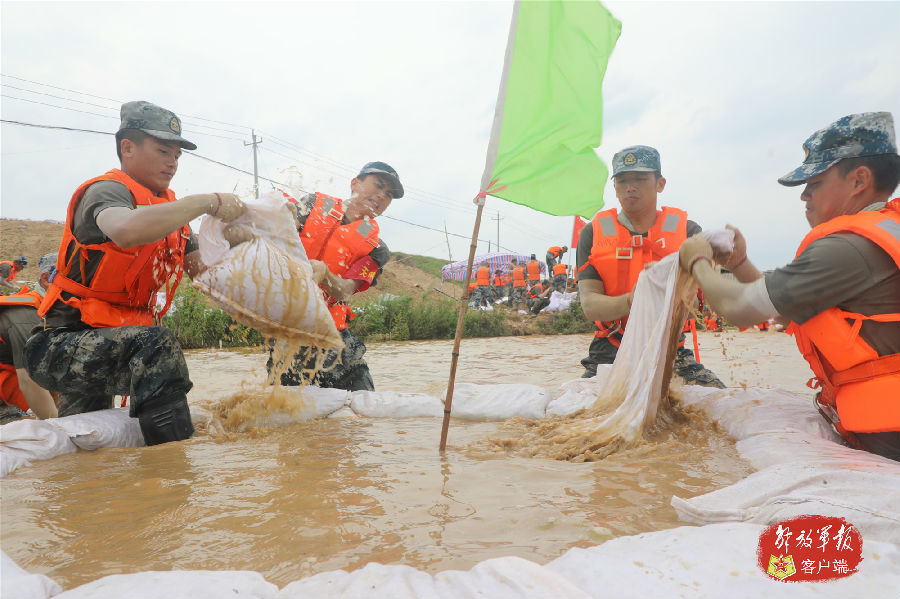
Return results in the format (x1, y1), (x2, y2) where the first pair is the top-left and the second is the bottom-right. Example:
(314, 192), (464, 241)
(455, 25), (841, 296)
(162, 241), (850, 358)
(119, 101), (197, 150)
(611, 145), (661, 177)
(778, 112), (897, 187)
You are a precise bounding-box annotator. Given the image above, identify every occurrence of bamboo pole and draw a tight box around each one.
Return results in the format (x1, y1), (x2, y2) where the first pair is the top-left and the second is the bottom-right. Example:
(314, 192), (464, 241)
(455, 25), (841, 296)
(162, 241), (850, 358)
(439, 195), (486, 452)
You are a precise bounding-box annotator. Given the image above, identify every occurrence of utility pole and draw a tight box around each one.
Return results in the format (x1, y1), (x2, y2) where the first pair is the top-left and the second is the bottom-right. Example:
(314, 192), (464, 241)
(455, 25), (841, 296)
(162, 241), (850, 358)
(444, 221), (453, 261)
(491, 210), (502, 251)
(244, 129), (263, 198)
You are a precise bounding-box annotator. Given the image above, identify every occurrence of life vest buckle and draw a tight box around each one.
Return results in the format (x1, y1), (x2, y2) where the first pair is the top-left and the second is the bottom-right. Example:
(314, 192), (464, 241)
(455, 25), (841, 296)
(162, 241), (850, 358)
(631, 235), (643, 248)
(615, 247), (632, 260)
(657, 237), (666, 249)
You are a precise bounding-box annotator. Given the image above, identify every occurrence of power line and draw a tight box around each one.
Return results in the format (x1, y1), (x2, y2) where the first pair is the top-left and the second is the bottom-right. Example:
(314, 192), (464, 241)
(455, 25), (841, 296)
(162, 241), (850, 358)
(1, 117), (515, 252)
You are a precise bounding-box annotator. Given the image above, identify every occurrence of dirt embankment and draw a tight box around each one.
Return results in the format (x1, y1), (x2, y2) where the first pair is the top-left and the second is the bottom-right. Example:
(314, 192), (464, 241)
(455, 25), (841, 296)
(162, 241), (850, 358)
(0, 219), (65, 283)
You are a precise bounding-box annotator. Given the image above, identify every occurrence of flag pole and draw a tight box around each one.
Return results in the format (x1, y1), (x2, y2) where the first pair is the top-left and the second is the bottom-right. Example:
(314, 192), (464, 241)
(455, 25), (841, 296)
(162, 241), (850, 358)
(439, 193), (486, 452)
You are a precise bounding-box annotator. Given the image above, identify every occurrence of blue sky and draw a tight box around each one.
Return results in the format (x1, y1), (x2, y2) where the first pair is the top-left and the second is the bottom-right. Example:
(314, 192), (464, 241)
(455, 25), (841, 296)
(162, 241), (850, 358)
(2, 1), (899, 270)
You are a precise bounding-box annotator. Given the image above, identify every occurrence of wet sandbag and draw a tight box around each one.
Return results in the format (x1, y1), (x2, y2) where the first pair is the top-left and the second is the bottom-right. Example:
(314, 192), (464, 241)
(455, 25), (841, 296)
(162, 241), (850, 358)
(349, 390), (445, 418)
(1, 550), (62, 599)
(203, 385), (350, 432)
(50, 570), (278, 598)
(194, 191), (343, 350)
(0, 419), (77, 477)
(446, 383), (552, 421)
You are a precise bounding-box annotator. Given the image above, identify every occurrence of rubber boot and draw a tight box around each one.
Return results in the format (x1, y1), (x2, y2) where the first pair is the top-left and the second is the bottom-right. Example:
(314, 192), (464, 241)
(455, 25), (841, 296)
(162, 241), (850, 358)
(138, 396), (194, 446)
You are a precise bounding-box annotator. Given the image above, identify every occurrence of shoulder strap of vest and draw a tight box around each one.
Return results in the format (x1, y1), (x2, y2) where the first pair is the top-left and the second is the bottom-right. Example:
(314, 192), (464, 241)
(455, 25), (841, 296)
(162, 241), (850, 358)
(795, 203), (900, 268)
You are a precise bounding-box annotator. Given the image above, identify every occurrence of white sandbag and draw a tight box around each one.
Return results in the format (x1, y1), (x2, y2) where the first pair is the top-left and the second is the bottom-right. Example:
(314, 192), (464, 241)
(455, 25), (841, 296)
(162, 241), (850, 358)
(1, 550), (62, 599)
(278, 556), (590, 599)
(53, 570), (278, 599)
(446, 383), (552, 421)
(349, 390), (445, 418)
(546, 523), (899, 598)
(679, 386), (841, 449)
(541, 290), (577, 313)
(545, 366), (613, 416)
(210, 385), (349, 432)
(326, 406), (359, 419)
(48, 407), (145, 451)
(0, 418), (76, 477)
(194, 191), (343, 349)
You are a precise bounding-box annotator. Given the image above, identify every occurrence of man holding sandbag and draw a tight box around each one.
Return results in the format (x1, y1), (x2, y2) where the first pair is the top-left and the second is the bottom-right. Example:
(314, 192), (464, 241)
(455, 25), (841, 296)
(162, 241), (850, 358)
(678, 112), (900, 461)
(24, 101), (245, 445)
(269, 162), (403, 391)
(575, 145), (725, 387)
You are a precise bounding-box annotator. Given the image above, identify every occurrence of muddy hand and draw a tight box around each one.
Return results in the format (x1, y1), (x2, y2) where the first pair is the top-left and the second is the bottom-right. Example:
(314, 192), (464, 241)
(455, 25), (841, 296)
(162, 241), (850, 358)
(679, 235), (714, 271)
(719, 224), (747, 270)
(209, 193), (245, 223)
(223, 224), (255, 248)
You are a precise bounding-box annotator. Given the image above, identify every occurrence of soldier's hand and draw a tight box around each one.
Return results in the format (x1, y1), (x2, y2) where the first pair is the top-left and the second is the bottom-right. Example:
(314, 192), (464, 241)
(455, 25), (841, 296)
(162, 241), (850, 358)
(679, 235), (714, 272)
(309, 259), (328, 284)
(719, 224), (748, 270)
(223, 224), (255, 248)
(209, 193), (245, 222)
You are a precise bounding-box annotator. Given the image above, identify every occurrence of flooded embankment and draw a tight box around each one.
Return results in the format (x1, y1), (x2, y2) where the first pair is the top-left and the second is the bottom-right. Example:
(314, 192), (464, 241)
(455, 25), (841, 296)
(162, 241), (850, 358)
(1, 331), (805, 589)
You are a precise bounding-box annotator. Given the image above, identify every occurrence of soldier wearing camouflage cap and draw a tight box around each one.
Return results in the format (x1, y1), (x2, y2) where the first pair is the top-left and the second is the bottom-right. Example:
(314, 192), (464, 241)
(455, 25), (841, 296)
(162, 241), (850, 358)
(679, 111), (900, 461)
(575, 144), (726, 388)
(264, 161), (404, 392)
(23, 100), (247, 446)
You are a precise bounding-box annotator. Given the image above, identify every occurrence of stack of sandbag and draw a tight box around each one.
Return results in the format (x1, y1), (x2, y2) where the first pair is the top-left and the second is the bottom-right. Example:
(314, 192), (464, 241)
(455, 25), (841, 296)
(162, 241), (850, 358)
(193, 191), (343, 350)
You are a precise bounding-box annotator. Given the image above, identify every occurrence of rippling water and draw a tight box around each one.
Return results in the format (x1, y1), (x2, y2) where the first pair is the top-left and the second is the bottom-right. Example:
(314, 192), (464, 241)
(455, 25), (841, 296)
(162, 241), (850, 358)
(2, 332), (804, 590)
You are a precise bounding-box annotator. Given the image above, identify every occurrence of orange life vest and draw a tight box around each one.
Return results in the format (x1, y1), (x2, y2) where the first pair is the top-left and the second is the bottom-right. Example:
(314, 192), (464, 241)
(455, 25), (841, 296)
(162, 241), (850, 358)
(475, 266), (490, 286)
(552, 263), (567, 276)
(526, 260), (541, 282)
(38, 169), (188, 328)
(0, 261), (21, 282)
(547, 246), (563, 258)
(297, 192), (380, 330)
(582, 206), (688, 346)
(493, 273), (506, 287)
(526, 282), (544, 299)
(512, 266), (526, 287)
(468, 281), (477, 293)
(787, 199), (900, 437)
(0, 286), (43, 412)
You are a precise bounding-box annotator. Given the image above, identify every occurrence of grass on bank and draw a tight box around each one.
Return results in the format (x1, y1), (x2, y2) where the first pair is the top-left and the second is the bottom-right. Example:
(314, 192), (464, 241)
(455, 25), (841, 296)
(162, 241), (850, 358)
(162, 282), (595, 348)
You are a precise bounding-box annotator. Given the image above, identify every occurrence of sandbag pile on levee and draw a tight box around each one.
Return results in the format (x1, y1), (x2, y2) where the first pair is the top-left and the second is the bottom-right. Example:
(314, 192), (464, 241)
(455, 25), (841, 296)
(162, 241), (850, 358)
(193, 191), (343, 351)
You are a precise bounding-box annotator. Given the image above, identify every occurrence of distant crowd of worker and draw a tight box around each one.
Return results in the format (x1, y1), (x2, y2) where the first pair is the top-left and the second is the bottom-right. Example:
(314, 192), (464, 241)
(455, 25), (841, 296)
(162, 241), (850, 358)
(466, 246), (573, 315)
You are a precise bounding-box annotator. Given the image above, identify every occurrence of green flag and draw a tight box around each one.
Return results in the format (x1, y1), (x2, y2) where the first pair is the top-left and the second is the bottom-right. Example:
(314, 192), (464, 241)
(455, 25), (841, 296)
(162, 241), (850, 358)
(481, 0), (621, 219)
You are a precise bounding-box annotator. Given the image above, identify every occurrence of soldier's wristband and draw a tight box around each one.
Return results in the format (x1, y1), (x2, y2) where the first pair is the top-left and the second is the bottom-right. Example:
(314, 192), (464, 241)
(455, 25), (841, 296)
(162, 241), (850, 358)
(688, 255), (714, 275)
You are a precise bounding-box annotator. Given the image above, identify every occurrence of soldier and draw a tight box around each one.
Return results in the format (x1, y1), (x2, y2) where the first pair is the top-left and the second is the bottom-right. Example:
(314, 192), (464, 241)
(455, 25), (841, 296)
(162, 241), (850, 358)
(551, 262), (568, 292)
(24, 101), (244, 445)
(0, 256), (28, 291)
(526, 279), (553, 315)
(470, 264), (493, 308)
(269, 162), (403, 391)
(576, 145), (727, 387)
(679, 112), (900, 461)
(0, 254), (58, 423)
(509, 259), (528, 312)
(545, 245), (567, 273)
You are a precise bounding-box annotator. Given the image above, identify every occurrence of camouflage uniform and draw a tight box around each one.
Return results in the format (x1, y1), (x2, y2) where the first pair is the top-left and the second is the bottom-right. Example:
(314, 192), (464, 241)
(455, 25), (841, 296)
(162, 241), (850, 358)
(552, 273), (567, 292)
(470, 284), (493, 307)
(509, 286), (527, 311)
(268, 328), (373, 391)
(24, 325), (192, 417)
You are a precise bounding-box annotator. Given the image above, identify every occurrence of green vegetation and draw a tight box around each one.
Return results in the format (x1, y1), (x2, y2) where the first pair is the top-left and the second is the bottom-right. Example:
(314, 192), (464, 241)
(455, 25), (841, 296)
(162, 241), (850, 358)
(536, 301), (595, 335)
(348, 296), (512, 342)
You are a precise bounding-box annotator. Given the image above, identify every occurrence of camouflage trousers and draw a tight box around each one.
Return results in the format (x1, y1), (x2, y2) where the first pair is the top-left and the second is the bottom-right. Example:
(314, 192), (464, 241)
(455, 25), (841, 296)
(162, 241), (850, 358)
(23, 326), (193, 417)
(526, 297), (550, 315)
(0, 403), (27, 424)
(552, 274), (567, 292)
(469, 285), (494, 307)
(268, 328), (374, 392)
(509, 287), (527, 310)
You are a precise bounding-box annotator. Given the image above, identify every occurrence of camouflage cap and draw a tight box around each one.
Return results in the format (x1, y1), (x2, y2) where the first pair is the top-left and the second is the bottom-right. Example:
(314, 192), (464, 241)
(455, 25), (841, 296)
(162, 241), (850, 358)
(778, 112), (897, 187)
(358, 161), (403, 198)
(118, 101), (197, 150)
(38, 253), (56, 274)
(611, 145), (661, 177)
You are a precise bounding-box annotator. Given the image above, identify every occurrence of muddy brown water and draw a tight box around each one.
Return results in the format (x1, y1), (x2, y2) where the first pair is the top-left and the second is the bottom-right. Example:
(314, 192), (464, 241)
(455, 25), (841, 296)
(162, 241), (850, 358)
(0, 331), (810, 590)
